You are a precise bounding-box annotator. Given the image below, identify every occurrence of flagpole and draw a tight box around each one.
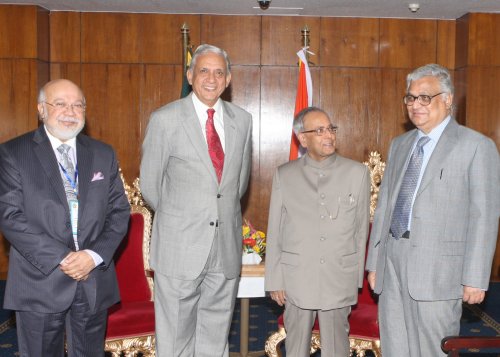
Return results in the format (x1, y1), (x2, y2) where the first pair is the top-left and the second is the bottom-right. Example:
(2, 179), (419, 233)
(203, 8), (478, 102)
(301, 25), (310, 62)
(181, 23), (190, 72)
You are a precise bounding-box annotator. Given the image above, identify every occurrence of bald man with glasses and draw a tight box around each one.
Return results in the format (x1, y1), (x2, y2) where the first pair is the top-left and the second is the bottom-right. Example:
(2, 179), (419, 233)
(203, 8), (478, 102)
(366, 64), (500, 356)
(265, 106), (370, 357)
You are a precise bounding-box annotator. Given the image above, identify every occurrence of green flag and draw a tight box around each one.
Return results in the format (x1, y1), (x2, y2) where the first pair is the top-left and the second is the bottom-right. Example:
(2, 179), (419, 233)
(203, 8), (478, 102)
(180, 47), (193, 98)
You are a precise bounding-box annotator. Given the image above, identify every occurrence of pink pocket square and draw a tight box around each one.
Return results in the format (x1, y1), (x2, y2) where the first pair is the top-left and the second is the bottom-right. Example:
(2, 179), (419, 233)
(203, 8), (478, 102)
(91, 172), (104, 182)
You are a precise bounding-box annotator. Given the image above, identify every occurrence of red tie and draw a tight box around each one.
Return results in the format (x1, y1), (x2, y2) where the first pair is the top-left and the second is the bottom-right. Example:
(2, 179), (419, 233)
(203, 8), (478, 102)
(206, 108), (224, 182)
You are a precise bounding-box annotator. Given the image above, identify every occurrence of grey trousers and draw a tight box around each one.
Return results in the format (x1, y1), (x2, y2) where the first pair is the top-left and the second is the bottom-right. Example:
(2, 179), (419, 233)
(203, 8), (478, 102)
(378, 236), (462, 357)
(284, 300), (351, 357)
(154, 232), (239, 357)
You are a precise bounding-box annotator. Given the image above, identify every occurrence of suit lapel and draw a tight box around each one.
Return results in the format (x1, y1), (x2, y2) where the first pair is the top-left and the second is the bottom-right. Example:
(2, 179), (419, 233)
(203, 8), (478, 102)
(33, 127), (69, 210)
(76, 135), (93, 218)
(180, 95), (219, 183)
(220, 101), (237, 185)
(416, 119), (459, 197)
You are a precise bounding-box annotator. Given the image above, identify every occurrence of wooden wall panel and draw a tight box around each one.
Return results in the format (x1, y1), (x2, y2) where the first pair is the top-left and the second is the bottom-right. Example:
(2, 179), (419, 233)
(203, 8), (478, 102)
(50, 12), (81, 63)
(455, 14), (469, 69)
(201, 15), (261, 65)
(0, 5), (38, 59)
(261, 16), (320, 66)
(0, 59), (39, 143)
(141, 14), (201, 64)
(224, 66), (261, 223)
(437, 20), (456, 69)
(378, 69), (410, 158)
(36, 7), (50, 62)
(379, 19), (437, 69)
(465, 67), (500, 147)
(81, 13), (141, 63)
(50, 63), (82, 85)
(320, 17), (379, 68)
(319, 68), (381, 162)
(81, 64), (142, 182)
(467, 13), (500, 66)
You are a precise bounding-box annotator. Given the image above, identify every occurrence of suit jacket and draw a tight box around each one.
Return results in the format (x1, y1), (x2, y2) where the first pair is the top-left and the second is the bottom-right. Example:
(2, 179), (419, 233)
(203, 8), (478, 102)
(264, 154), (370, 310)
(140, 94), (252, 280)
(366, 119), (500, 300)
(0, 126), (130, 313)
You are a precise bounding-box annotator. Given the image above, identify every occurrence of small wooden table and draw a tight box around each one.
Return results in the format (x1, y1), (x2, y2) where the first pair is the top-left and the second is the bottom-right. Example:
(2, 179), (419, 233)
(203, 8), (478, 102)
(230, 262), (266, 357)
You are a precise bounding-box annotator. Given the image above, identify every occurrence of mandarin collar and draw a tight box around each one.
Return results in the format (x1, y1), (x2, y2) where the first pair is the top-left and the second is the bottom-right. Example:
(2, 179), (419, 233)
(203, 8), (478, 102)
(303, 153), (337, 169)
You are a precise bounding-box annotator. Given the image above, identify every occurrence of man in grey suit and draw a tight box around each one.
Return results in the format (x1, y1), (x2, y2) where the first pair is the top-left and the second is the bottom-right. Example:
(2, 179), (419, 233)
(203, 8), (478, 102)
(0, 79), (130, 356)
(140, 44), (252, 356)
(366, 64), (500, 356)
(265, 107), (370, 357)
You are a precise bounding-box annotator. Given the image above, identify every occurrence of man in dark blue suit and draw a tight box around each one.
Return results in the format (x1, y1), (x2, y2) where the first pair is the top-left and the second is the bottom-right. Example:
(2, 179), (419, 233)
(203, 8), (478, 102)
(0, 79), (130, 356)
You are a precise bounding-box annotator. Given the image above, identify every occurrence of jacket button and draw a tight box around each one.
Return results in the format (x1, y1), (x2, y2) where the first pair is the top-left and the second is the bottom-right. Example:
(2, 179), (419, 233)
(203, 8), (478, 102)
(217, 194), (221, 198)
(210, 222), (215, 226)
(66, 222), (71, 228)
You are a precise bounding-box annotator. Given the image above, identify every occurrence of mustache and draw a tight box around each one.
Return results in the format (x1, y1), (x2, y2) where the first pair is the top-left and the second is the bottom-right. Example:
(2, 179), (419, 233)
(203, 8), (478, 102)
(58, 116), (81, 124)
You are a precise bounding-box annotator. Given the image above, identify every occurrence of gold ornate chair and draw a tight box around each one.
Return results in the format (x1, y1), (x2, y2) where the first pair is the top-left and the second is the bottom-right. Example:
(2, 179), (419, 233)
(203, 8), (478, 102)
(105, 177), (155, 356)
(264, 152), (385, 357)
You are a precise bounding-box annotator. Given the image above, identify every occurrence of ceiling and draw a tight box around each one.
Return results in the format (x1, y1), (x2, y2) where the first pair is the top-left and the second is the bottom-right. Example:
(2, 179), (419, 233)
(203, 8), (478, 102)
(1, 0), (499, 20)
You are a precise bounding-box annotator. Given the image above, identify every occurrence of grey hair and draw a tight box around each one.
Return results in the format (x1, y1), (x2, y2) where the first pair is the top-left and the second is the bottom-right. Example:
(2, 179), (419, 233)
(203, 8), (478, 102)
(406, 64), (454, 114)
(293, 107), (331, 135)
(188, 44), (231, 75)
(406, 63), (454, 95)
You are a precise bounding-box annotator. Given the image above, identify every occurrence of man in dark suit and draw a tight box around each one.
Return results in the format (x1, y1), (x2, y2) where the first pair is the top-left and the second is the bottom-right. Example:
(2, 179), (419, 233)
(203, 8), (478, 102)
(140, 44), (252, 356)
(366, 64), (500, 356)
(0, 79), (130, 357)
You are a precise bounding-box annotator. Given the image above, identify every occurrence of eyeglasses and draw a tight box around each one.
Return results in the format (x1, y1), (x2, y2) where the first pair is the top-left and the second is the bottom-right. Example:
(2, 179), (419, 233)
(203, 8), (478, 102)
(403, 92), (444, 106)
(301, 125), (338, 136)
(44, 101), (86, 113)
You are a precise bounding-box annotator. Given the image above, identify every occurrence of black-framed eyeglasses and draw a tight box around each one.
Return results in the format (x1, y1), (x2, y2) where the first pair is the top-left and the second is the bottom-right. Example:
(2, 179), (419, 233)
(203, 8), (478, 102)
(44, 101), (86, 113)
(403, 92), (444, 106)
(301, 125), (338, 136)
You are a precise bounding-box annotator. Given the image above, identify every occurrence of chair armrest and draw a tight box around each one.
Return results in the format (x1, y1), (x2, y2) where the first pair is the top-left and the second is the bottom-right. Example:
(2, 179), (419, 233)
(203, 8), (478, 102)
(442, 336), (500, 356)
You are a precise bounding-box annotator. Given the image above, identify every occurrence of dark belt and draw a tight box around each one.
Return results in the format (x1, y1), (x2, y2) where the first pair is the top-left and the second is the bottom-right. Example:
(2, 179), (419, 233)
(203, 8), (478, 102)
(390, 229), (410, 239)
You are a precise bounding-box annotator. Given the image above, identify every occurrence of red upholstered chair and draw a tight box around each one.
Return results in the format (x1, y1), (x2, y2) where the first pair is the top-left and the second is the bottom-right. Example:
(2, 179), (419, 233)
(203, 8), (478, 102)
(105, 177), (155, 356)
(264, 152), (385, 357)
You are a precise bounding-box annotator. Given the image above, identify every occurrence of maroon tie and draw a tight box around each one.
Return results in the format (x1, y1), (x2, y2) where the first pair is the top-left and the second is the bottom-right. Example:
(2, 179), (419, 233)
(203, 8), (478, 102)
(206, 108), (224, 182)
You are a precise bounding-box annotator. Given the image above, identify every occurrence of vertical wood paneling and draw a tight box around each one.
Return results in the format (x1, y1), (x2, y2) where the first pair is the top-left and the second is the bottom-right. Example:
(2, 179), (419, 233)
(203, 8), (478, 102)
(467, 13), (500, 66)
(141, 14), (201, 64)
(81, 64), (142, 182)
(379, 19), (437, 69)
(455, 14), (469, 69)
(378, 69), (411, 157)
(140, 64), (183, 145)
(201, 15), (261, 65)
(320, 68), (381, 162)
(36, 7), (50, 62)
(81, 13), (141, 63)
(50, 12), (81, 63)
(261, 16), (321, 66)
(223, 67), (261, 224)
(0, 5), (38, 58)
(320, 17), (379, 68)
(437, 20), (456, 69)
(465, 67), (500, 145)
(0, 59), (39, 143)
(50, 63), (82, 85)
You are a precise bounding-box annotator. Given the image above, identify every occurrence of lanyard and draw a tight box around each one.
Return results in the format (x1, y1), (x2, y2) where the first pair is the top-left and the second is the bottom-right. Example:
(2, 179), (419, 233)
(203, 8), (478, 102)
(58, 163), (79, 196)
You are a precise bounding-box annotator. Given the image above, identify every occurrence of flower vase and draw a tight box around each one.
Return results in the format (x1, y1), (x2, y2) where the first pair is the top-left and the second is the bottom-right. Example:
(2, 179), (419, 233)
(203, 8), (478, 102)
(242, 252), (262, 265)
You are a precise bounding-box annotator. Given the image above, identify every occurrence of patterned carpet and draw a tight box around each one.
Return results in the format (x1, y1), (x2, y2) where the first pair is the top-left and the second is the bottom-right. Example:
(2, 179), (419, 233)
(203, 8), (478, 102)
(0, 282), (499, 356)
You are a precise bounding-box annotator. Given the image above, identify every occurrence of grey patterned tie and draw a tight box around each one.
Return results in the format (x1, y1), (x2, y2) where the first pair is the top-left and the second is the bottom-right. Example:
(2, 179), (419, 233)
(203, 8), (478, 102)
(57, 144), (77, 202)
(390, 136), (431, 239)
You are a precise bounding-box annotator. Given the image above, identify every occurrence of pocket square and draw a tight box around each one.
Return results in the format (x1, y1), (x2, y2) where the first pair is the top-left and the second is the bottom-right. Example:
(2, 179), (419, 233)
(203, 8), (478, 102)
(91, 172), (104, 182)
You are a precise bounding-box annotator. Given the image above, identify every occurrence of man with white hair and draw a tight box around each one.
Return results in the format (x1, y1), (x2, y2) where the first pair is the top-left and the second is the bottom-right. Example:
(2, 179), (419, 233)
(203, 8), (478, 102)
(366, 64), (500, 356)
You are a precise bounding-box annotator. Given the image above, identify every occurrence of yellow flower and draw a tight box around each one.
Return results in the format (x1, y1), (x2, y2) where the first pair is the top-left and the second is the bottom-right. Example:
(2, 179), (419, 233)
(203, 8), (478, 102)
(242, 226), (250, 236)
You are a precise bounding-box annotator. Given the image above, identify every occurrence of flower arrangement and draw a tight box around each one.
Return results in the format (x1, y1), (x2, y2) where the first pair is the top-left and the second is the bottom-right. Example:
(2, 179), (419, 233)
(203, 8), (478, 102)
(242, 219), (266, 258)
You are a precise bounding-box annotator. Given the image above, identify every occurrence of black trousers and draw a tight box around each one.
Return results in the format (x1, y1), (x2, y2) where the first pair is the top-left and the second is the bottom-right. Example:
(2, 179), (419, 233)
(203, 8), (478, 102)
(16, 283), (108, 357)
